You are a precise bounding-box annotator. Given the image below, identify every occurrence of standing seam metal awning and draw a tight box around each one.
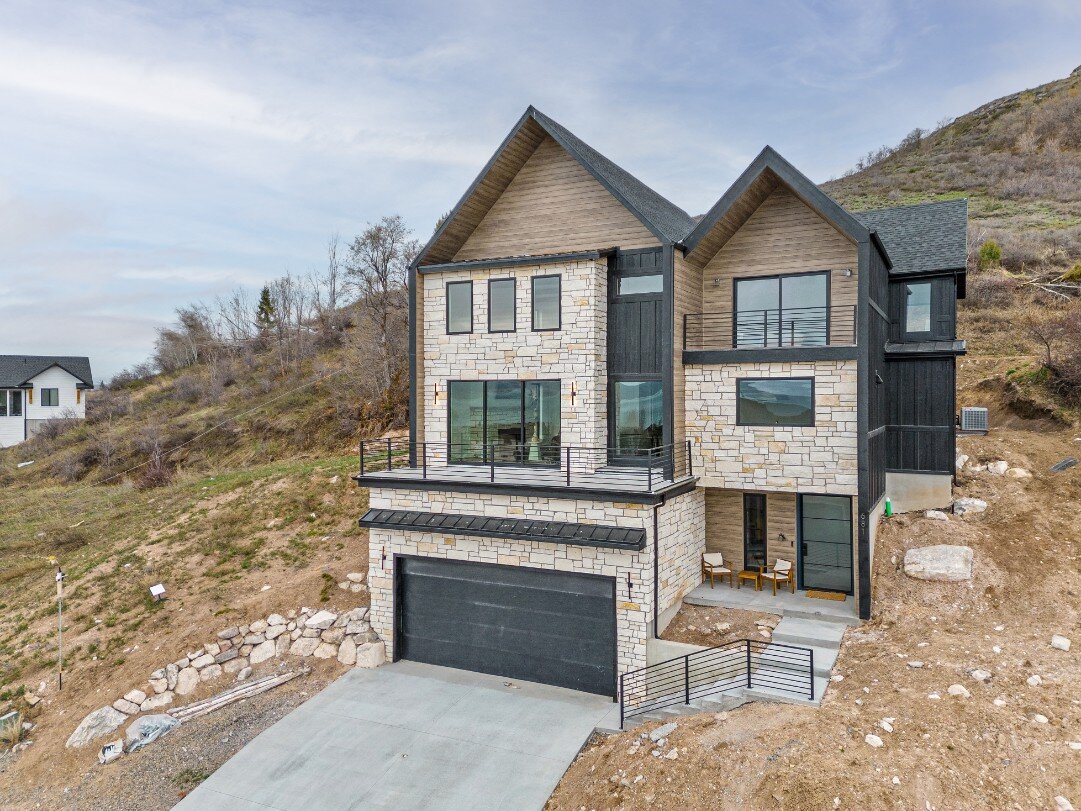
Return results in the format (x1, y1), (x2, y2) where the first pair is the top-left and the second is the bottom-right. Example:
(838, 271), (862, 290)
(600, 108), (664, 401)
(359, 508), (646, 551)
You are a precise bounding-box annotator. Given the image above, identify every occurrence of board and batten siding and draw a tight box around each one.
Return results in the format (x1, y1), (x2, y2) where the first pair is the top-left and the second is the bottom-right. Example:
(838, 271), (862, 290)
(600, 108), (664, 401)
(698, 186), (858, 345)
(453, 136), (660, 262)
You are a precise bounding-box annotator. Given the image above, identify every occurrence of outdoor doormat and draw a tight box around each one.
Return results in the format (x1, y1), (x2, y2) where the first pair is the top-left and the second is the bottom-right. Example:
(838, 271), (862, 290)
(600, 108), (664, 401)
(806, 590), (846, 601)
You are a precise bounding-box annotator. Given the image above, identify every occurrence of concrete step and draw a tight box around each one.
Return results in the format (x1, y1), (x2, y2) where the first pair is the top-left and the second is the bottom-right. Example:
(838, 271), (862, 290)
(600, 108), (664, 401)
(770, 617), (847, 649)
(744, 675), (830, 707)
(781, 605), (861, 627)
(754, 643), (838, 679)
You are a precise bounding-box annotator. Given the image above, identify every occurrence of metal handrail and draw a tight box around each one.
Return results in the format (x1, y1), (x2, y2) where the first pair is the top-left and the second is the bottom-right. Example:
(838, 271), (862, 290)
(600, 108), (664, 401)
(619, 638), (815, 728)
(683, 304), (857, 351)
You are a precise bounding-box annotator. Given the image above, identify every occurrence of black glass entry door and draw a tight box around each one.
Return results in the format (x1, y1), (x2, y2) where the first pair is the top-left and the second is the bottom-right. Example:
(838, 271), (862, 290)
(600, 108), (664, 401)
(798, 495), (853, 593)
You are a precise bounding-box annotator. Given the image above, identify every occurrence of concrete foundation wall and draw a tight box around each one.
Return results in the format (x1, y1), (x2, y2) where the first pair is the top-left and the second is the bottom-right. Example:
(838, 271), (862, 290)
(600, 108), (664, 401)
(885, 471), (953, 513)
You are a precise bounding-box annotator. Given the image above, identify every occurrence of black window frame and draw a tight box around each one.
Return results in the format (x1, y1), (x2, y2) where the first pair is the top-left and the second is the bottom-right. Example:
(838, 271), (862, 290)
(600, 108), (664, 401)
(445, 280), (474, 335)
(487, 277), (517, 333)
(446, 379), (561, 467)
(41, 387), (60, 407)
(736, 376), (816, 427)
(903, 280), (933, 339)
(531, 274), (562, 332)
(732, 270), (832, 348)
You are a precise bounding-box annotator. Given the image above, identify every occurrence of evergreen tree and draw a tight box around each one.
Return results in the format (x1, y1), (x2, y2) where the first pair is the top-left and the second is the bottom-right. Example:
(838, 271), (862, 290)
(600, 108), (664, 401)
(255, 286), (276, 333)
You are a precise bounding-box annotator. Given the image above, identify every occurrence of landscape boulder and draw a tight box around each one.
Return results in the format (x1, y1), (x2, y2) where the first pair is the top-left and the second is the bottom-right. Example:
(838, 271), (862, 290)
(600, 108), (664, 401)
(66, 706), (128, 748)
(987, 460), (1009, 475)
(175, 667), (200, 696)
(925, 510), (950, 521)
(140, 692), (174, 712)
(903, 545), (973, 582)
(337, 636), (357, 666)
(953, 498), (987, 517)
(1051, 635), (1071, 652)
(250, 639), (276, 665)
(355, 641), (386, 669)
(111, 698), (140, 715)
(1006, 467), (1032, 479)
(304, 610), (337, 630)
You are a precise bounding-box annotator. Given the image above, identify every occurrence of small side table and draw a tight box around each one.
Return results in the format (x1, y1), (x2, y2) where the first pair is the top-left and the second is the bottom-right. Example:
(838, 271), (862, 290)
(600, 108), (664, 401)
(737, 569), (761, 591)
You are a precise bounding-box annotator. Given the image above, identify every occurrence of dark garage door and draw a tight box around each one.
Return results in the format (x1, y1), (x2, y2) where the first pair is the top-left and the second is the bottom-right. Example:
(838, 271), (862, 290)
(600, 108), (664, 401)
(396, 556), (617, 697)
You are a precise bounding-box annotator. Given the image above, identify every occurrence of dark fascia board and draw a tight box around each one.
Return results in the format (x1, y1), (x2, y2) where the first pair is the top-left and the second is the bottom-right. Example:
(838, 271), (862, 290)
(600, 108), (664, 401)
(683, 146), (872, 261)
(683, 346), (858, 365)
(358, 508), (646, 551)
(869, 231), (894, 271)
(352, 473), (697, 505)
(417, 249), (615, 274)
(18, 361), (95, 389)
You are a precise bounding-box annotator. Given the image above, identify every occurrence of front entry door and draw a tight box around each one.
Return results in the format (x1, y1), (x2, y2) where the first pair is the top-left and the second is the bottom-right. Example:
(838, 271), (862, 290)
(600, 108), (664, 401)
(798, 495), (853, 593)
(743, 494), (767, 571)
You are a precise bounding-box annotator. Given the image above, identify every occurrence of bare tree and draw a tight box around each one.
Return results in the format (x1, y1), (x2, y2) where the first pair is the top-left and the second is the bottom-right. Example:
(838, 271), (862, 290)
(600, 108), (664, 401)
(310, 233), (351, 345)
(345, 216), (419, 388)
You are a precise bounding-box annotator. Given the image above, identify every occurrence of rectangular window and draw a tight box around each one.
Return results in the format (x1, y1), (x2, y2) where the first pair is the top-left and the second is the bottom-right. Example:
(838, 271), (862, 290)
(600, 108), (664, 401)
(0, 391), (7, 417)
(734, 272), (829, 348)
(616, 274), (662, 295)
(612, 380), (663, 455)
(446, 280), (473, 334)
(41, 388), (59, 407)
(9, 390), (23, 417)
(905, 282), (932, 335)
(447, 380), (560, 465)
(487, 278), (516, 332)
(531, 275), (561, 331)
(737, 378), (814, 427)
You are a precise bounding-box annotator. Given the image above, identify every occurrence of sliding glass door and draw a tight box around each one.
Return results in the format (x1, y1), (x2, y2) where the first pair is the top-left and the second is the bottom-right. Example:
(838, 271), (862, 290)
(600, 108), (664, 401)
(448, 380), (560, 465)
(734, 272), (829, 348)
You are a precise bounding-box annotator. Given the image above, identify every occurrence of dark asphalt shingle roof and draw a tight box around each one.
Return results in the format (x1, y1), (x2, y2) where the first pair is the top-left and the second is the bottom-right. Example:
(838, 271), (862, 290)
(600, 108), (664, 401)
(853, 199), (969, 275)
(531, 109), (697, 244)
(0, 355), (94, 388)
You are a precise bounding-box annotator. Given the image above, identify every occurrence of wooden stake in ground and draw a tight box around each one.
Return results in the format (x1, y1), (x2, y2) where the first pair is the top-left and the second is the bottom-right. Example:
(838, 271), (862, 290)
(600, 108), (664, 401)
(54, 563), (65, 692)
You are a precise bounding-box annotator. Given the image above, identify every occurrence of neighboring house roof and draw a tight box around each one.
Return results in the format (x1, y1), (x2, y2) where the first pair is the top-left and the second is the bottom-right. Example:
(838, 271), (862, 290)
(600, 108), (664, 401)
(0, 355), (94, 389)
(853, 199), (969, 275)
(412, 107), (694, 267)
(681, 146), (870, 266)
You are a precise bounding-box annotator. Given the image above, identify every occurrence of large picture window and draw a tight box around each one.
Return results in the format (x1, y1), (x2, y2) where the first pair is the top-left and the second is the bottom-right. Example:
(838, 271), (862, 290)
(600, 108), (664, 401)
(446, 280), (473, 334)
(734, 272), (829, 348)
(1, 390), (24, 417)
(737, 378), (814, 427)
(447, 380), (560, 464)
(531, 275), (561, 331)
(487, 278), (516, 332)
(612, 380), (663, 456)
(904, 282), (932, 335)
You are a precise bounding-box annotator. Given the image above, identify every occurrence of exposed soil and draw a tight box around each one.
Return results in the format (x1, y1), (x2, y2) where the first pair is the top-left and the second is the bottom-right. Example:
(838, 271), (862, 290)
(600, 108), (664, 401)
(549, 426), (1081, 811)
(661, 606), (780, 648)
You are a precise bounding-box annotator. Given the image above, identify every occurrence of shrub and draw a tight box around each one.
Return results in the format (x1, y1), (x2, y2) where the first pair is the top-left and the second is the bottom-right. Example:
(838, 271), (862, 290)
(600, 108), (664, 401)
(1061, 263), (1081, 283)
(978, 240), (1003, 269)
(967, 270), (1020, 309)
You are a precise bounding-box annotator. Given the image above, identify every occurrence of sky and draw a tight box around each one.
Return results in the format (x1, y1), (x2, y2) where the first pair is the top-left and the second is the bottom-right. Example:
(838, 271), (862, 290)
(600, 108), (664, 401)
(1, 1), (1079, 381)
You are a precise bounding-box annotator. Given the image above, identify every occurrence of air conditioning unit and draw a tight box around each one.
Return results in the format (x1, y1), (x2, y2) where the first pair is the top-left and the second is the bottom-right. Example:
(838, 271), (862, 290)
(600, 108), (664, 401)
(959, 407), (989, 434)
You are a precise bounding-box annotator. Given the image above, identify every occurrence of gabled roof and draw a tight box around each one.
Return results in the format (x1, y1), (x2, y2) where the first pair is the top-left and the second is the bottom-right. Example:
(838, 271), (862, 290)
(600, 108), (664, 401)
(681, 146), (871, 266)
(853, 199), (969, 275)
(412, 107), (694, 267)
(0, 355), (94, 389)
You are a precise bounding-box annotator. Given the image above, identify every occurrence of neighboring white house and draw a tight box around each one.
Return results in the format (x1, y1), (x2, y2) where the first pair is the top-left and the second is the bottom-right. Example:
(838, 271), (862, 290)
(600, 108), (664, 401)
(0, 356), (94, 448)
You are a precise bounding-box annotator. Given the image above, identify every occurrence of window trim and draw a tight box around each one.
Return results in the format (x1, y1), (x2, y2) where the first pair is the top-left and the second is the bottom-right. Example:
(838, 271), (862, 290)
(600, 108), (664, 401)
(531, 274), (562, 332)
(445, 280), (474, 335)
(487, 277), (517, 333)
(903, 280), (933, 339)
(735, 376), (816, 428)
(446, 379), (562, 467)
(732, 270), (832, 348)
(41, 387), (60, 407)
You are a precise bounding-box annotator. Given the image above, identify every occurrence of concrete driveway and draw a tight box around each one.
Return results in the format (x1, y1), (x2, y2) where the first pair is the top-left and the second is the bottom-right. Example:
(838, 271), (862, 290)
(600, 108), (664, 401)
(176, 660), (618, 811)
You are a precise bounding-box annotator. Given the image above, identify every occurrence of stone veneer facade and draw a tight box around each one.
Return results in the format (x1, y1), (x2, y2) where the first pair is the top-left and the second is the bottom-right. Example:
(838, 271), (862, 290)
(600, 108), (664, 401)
(685, 360), (858, 494)
(421, 258), (607, 450)
(366, 486), (704, 683)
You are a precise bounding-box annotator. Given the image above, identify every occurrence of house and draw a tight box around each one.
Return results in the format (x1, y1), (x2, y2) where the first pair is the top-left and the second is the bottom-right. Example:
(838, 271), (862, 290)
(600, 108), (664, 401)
(0, 355), (94, 447)
(356, 108), (967, 700)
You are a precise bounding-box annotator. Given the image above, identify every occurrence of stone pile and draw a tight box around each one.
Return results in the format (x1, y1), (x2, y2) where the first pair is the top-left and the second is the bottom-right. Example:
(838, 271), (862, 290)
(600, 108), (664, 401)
(67, 604), (383, 749)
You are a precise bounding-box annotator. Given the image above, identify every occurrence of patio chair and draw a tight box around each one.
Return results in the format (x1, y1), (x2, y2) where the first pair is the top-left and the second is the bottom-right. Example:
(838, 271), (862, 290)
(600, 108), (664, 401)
(761, 559), (795, 595)
(701, 553), (733, 588)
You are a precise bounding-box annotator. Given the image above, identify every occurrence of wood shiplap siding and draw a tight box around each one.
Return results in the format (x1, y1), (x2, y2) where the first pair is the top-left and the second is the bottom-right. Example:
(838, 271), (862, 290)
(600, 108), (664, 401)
(673, 251), (702, 451)
(453, 137), (659, 261)
(703, 488), (798, 572)
(414, 273), (426, 444)
(699, 186), (858, 345)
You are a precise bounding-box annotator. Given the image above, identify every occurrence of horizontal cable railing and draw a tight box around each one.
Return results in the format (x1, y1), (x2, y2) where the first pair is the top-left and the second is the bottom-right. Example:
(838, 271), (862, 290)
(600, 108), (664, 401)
(619, 638), (814, 727)
(358, 438), (692, 492)
(684, 305), (857, 351)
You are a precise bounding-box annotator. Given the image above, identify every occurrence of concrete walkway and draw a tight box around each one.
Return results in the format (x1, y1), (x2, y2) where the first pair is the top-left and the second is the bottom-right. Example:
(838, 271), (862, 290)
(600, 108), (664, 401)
(683, 581), (859, 624)
(176, 661), (617, 811)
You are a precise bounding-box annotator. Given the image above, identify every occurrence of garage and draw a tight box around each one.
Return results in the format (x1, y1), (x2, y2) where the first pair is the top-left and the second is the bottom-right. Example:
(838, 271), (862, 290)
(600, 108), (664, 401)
(395, 556), (617, 697)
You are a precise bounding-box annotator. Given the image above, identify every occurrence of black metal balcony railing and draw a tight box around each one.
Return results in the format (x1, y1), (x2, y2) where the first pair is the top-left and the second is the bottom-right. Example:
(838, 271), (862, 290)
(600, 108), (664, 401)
(358, 438), (692, 493)
(683, 305), (857, 351)
(619, 638), (815, 728)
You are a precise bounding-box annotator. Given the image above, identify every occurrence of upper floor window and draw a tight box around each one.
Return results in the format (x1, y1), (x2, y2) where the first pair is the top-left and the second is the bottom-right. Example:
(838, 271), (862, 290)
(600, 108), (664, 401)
(616, 274), (662, 295)
(734, 272), (829, 348)
(41, 388), (59, 407)
(446, 280), (473, 334)
(447, 379), (560, 465)
(737, 378), (814, 427)
(904, 282), (932, 335)
(532, 275), (561, 331)
(488, 278), (516, 333)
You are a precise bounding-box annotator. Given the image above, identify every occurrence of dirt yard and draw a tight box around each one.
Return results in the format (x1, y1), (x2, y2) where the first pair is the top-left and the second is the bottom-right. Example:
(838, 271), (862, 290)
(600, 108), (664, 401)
(661, 605), (780, 648)
(548, 426), (1081, 811)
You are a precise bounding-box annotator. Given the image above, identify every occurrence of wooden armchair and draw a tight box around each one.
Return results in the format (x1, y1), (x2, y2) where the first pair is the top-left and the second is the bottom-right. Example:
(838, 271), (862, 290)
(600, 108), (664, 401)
(761, 559), (795, 595)
(701, 553), (734, 588)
